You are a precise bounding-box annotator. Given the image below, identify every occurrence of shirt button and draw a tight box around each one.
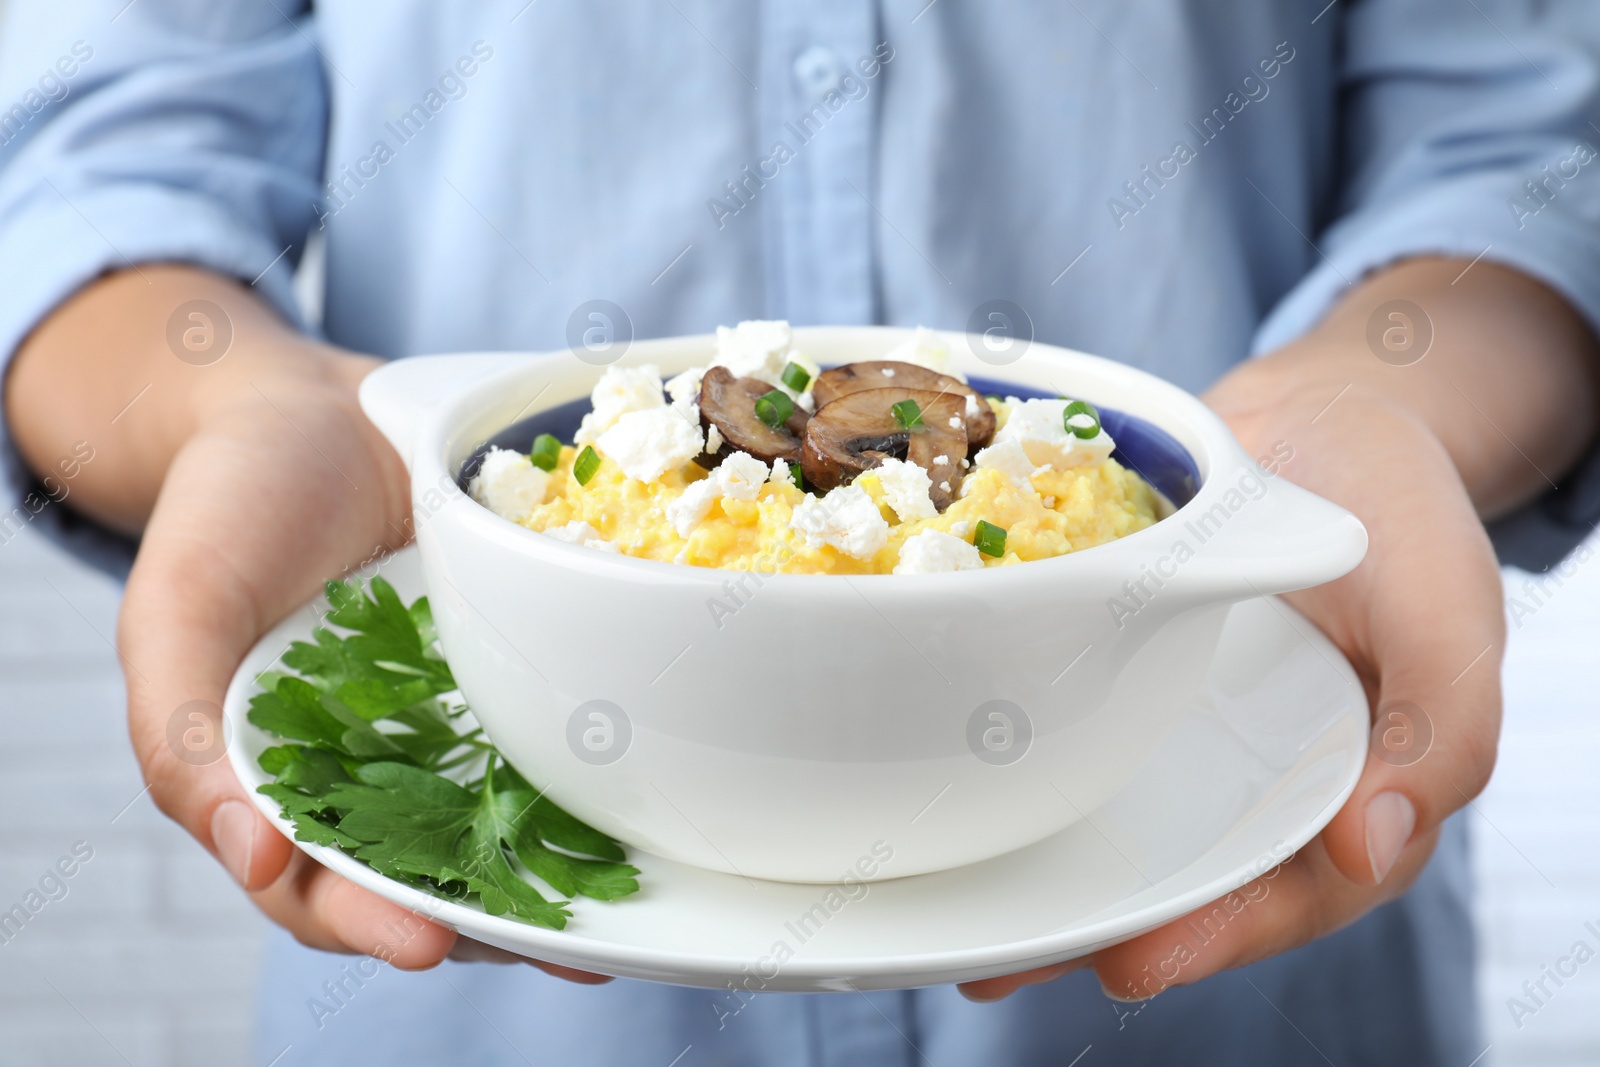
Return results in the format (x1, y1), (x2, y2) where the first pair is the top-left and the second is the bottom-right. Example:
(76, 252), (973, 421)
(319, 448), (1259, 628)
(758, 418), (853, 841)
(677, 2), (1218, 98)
(792, 45), (844, 97)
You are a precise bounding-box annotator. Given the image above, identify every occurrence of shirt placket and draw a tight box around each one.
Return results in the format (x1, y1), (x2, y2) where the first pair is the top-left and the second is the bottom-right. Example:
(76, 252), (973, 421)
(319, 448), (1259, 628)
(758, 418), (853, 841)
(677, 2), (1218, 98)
(803, 987), (919, 1067)
(758, 0), (879, 327)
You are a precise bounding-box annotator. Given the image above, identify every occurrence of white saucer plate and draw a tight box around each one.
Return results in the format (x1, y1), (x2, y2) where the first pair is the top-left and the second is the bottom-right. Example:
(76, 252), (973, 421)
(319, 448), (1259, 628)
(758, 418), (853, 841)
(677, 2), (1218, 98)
(224, 547), (1367, 992)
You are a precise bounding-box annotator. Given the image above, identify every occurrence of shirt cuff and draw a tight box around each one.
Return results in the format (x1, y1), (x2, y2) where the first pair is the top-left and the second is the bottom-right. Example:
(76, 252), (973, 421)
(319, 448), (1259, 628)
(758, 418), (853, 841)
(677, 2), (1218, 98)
(0, 182), (308, 576)
(1252, 178), (1600, 569)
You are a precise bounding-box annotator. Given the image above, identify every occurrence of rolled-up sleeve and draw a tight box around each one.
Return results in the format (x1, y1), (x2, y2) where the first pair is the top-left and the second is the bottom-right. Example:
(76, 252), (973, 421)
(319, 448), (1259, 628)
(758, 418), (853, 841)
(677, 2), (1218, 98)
(0, 1), (327, 571)
(1253, 0), (1600, 566)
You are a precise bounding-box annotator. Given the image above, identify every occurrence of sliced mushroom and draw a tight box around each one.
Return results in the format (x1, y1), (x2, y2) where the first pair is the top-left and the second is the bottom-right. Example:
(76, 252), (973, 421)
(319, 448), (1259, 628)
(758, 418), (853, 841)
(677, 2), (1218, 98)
(812, 361), (995, 451)
(697, 366), (808, 467)
(802, 388), (967, 510)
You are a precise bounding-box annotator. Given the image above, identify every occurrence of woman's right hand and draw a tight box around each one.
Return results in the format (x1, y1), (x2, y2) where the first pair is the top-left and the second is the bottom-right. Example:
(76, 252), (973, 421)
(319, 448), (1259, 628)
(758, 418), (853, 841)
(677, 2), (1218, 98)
(8, 265), (606, 978)
(120, 337), (455, 964)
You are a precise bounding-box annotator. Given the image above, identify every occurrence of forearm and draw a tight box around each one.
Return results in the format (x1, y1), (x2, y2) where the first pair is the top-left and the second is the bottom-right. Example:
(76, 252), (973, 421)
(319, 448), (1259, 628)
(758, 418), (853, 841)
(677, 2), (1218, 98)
(1209, 257), (1600, 519)
(3, 265), (365, 535)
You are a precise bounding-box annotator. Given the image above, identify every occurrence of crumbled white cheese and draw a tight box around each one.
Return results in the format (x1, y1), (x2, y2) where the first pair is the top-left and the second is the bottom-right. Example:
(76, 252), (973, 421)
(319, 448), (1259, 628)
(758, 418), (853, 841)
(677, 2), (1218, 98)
(575, 364), (666, 446)
(893, 530), (984, 574)
(965, 393), (983, 418)
(711, 320), (792, 384)
(665, 366), (704, 426)
(665, 366), (702, 407)
(880, 367), (896, 378)
(1042, 495), (1057, 508)
(705, 422), (725, 455)
(543, 520), (619, 552)
(768, 458), (798, 489)
(991, 398), (1115, 469)
(949, 520), (971, 537)
(660, 452), (769, 536)
(468, 447), (550, 522)
(883, 326), (967, 382)
(973, 437), (1040, 487)
(932, 454), (950, 465)
(871, 457), (937, 521)
(947, 416), (962, 429)
(716, 451), (770, 501)
(939, 480), (951, 492)
(595, 406), (704, 483)
(789, 485), (889, 559)
(666, 479), (720, 537)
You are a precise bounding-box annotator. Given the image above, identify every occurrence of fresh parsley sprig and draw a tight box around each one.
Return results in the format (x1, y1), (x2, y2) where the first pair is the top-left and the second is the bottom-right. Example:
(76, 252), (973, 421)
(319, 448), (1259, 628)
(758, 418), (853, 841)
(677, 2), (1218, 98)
(249, 577), (640, 929)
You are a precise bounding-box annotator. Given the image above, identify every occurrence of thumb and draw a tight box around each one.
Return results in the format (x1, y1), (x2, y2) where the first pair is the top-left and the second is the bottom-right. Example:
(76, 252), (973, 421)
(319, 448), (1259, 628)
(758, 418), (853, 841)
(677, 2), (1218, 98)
(1296, 507), (1504, 889)
(120, 544), (459, 970)
(120, 529), (297, 892)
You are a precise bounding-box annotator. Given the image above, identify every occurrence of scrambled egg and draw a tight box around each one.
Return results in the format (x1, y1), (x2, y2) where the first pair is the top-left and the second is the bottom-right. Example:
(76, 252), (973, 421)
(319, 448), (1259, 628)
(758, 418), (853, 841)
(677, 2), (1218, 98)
(519, 436), (1163, 576)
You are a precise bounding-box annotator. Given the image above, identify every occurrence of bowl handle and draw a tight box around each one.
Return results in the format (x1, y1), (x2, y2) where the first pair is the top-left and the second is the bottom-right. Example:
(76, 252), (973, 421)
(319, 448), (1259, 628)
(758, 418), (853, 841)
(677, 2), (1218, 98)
(1172, 463), (1369, 598)
(359, 353), (530, 472)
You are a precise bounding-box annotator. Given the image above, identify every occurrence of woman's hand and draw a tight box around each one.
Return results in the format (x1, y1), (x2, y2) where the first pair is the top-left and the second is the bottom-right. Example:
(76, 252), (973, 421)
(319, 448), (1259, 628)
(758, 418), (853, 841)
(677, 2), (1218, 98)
(126, 348), (610, 976)
(962, 384), (1504, 1001)
(6, 265), (606, 978)
(961, 256), (1598, 1002)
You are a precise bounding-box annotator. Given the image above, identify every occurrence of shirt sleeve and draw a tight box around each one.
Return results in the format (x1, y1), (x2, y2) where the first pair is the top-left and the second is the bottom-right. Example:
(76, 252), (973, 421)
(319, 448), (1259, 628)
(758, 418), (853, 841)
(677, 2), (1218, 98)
(0, 1), (327, 575)
(1252, 0), (1600, 569)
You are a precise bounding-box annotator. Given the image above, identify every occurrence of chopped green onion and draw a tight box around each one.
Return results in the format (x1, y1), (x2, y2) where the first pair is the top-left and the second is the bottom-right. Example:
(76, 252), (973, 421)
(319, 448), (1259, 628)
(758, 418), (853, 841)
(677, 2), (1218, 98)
(1063, 399), (1101, 440)
(573, 445), (601, 486)
(787, 461), (804, 489)
(529, 433), (562, 471)
(974, 519), (1007, 558)
(755, 390), (794, 429)
(891, 399), (924, 429)
(780, 361), (811, 392)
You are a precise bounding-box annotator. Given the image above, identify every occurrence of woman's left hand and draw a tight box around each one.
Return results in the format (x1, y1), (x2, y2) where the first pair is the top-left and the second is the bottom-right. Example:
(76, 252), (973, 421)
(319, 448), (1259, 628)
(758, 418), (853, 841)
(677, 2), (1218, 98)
(960, 372), (1505, 1003)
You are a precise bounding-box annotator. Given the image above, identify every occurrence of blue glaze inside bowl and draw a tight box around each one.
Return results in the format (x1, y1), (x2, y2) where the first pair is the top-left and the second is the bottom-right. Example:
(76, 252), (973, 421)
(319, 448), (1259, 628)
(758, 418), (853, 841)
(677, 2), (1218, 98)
(464, 374), (1200, 508)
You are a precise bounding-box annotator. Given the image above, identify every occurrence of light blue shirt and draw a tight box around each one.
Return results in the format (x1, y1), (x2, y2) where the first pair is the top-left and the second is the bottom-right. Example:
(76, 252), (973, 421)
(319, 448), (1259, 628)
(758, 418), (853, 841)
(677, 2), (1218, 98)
(2, 1), (1598, 1063)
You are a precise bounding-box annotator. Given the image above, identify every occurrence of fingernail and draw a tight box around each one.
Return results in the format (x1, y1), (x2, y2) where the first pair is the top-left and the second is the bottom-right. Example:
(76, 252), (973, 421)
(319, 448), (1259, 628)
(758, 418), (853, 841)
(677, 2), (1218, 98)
(1100, 982), (1152, 1004)
(1364, 791), (1416, 884)
(211, 800), (257, 887)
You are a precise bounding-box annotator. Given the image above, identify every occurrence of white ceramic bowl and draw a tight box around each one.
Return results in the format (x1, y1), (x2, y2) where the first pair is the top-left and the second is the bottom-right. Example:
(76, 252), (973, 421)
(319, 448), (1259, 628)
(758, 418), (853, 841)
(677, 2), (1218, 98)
(360, 327), (1366, 883)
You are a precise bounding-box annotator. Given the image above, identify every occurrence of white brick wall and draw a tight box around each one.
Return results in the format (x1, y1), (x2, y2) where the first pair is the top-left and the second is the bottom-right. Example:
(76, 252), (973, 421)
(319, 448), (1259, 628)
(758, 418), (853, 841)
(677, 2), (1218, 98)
(2, 513), (1597, 1066)
(0, 526), (264, 1067)
(1479, 538), (1600, 1067)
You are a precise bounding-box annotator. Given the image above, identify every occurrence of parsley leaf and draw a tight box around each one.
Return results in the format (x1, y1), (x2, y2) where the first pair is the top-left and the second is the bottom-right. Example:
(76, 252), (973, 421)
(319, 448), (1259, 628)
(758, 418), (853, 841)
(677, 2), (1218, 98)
(250, 577), (640, 930)
(281, 576), (455, 722)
